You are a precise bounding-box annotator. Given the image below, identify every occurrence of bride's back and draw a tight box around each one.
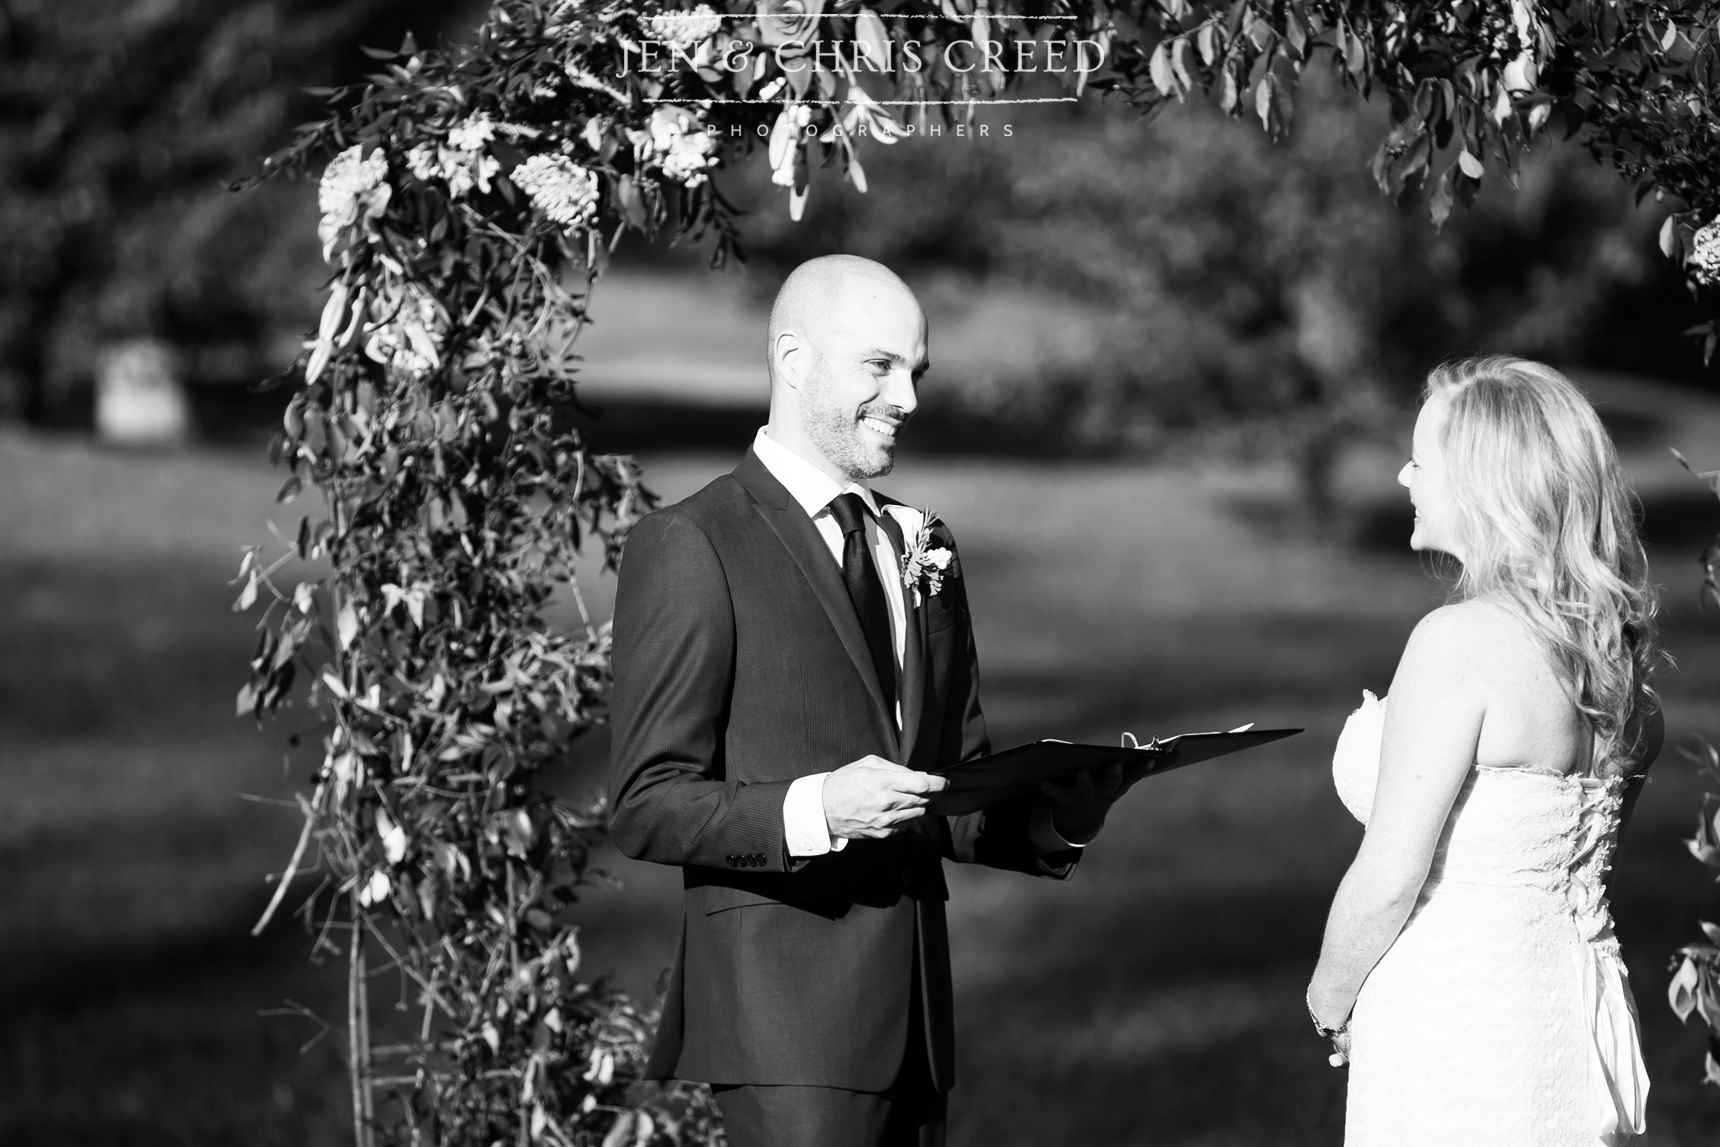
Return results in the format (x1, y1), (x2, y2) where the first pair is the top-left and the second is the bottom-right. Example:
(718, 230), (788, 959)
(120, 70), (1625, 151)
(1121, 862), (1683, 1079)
(1459, 599), (1592, 779)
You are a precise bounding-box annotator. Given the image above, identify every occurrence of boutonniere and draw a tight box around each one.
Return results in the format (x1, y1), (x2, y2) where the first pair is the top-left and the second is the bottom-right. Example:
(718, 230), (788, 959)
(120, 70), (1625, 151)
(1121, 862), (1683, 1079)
(886, 505), (955, 608)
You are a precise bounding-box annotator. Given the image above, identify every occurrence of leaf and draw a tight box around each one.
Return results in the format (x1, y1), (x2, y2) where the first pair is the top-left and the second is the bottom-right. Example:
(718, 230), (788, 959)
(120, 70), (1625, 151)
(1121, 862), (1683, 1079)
(1458, 148), (1484, 179)
(1491, 82), (1512, 125)
(1689, 794), (1720, 867)
(1218, 65), (1239, 113)
(321, 671), (349, 700)
(1344, 25), (1366, 83)
(504, 808), (534, 857)
(1254, 68), (1296, 140)
(1196, 21), (1218, 65)
(855, 9), (890, 71)
(1285, 7), (1307, 59)
(233, 570), (259, 613)
(601, 1113), (633, 1147)
(1170, 37), (1193, 94)
(1671, 956), (1701, 1022)
(1255, 72), (1274, 133)
(1429, 169), (1455, 229)
(338, 599), (360, 650)
(1149, 41), (1176, 97)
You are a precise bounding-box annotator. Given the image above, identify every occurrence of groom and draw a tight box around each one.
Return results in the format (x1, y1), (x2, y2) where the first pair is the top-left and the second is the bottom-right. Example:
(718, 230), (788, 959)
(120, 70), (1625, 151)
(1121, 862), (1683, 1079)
(608, 255), (1132, 1146)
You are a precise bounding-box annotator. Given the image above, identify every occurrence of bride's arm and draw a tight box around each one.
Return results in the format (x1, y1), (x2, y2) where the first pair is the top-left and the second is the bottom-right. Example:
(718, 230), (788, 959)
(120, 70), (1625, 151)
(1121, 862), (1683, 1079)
(1307, 605), (1488, 1029)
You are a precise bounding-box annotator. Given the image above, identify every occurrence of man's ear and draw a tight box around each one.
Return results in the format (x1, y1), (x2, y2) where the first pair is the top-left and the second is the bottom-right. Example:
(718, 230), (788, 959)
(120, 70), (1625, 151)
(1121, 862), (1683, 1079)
(772, 329), (806, 390)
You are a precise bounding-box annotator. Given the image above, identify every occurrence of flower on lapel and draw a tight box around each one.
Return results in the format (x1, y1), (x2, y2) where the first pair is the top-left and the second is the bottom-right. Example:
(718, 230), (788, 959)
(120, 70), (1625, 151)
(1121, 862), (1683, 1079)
(887, 505), (954, 607)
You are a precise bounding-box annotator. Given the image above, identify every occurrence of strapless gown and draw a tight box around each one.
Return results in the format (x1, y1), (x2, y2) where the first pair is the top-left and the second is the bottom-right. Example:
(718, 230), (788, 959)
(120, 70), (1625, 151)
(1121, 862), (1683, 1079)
(1332, 692), (1649, 1145)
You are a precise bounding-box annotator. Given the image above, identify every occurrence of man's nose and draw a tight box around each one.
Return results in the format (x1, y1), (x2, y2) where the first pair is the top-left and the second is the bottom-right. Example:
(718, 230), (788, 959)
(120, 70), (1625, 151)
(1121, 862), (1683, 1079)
(884, 371), (919, 416)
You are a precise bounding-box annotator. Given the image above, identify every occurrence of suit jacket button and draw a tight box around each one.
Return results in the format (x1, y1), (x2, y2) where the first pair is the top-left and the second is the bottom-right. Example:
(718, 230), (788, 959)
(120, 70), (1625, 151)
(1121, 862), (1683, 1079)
(726, 854), (737, 867)
(899, 868), (914, 887)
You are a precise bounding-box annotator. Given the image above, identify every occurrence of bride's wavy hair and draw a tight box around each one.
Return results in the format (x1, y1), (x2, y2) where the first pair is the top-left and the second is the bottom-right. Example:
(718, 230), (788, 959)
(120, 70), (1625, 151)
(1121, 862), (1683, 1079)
(1426, 355), (1661, 777)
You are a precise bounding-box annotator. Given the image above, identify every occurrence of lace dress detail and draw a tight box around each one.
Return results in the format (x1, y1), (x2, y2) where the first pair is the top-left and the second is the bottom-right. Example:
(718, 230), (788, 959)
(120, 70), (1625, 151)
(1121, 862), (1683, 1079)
(1331, 694), (1648, 1146)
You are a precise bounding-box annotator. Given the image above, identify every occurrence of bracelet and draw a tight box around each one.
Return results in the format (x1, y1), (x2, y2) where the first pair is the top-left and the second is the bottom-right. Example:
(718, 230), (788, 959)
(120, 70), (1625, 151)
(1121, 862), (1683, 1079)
(1305, 989), (1349, 1040)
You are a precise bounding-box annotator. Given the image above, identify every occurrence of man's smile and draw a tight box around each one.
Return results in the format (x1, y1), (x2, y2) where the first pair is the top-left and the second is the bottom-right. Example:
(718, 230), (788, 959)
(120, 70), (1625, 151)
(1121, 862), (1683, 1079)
(860, 414), (901, 439)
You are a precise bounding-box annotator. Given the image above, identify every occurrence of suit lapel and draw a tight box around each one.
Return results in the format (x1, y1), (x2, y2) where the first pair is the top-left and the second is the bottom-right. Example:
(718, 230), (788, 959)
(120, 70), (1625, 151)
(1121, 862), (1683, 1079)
(877, 506), (928, 768)
(733, 451), (897, 750)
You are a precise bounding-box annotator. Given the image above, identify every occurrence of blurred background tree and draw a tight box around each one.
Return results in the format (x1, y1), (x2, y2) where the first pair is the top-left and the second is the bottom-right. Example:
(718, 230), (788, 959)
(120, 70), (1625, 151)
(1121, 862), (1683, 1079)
(711, 70), (1708, 500)
(0, 0), (482, 426)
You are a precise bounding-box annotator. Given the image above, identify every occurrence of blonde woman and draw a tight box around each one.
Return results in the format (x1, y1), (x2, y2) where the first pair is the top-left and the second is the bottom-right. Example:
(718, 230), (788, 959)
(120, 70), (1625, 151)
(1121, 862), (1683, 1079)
(1308, 356), (1663, 1145)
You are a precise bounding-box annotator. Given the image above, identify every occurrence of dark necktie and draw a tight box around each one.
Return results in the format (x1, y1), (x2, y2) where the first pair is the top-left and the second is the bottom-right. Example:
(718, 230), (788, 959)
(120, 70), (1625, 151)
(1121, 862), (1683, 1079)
(826, 492), (896, 707)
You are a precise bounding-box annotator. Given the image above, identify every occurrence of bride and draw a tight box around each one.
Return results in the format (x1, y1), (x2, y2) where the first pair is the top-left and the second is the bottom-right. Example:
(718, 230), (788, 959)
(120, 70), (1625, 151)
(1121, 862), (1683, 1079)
(1306, 356), (1664, 1145)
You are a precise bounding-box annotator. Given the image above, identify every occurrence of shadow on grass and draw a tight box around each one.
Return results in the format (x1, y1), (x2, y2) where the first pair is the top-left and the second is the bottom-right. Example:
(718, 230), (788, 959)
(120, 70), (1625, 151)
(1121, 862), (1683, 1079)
(949, 884), (1344, 1147)
(0, 894), (351, 1147)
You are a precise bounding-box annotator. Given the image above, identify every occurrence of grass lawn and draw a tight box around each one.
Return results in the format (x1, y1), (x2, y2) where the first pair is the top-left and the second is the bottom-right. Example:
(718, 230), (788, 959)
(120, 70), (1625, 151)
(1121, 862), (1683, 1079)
(2, 394), (1719, 1144)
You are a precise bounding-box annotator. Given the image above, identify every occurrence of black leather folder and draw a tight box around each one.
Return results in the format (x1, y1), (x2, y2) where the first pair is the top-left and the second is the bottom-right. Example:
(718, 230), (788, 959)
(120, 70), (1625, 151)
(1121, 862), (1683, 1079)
(928, 727), (1303, 817)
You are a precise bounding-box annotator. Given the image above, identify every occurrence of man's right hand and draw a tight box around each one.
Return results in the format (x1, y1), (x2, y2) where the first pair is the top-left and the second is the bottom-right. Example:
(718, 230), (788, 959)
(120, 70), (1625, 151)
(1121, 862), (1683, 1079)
(822, 756), (949, 840)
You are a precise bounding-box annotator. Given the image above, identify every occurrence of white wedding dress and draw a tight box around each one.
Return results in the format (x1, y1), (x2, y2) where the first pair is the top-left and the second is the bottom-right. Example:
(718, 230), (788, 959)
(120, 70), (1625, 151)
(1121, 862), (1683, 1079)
(1332, 691), (1649, 1146)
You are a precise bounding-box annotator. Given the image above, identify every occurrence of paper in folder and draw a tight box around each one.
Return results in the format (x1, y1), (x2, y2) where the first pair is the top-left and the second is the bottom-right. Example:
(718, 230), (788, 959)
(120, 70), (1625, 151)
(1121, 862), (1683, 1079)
(927, 726), (1303, 817)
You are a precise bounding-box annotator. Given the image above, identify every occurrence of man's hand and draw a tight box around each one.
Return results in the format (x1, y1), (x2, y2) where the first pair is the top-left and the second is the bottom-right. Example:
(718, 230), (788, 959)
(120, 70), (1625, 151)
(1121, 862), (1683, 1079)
(1039, 758), (1151, 844)
(823, 756), (949, 840)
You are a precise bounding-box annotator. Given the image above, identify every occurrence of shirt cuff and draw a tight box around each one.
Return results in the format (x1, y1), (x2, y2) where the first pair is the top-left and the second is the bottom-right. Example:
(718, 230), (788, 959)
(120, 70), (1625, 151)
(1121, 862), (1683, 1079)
(1030, 798), (1093, 853)
(784, 772), (848, 857)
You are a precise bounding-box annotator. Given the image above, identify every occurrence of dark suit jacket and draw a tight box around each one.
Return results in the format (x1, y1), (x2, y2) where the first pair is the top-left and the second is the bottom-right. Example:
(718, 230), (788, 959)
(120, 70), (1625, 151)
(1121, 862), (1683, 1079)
(608, 449), (1078, 1093)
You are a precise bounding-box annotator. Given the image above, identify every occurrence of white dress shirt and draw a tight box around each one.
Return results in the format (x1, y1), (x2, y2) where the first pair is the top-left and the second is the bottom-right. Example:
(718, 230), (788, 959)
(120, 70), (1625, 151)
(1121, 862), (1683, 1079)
(751, 428), (1085, 858)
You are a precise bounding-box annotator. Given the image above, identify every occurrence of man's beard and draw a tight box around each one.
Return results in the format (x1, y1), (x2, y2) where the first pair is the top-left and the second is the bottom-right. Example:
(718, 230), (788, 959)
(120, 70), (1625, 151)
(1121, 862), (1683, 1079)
(803, 394), (901, 481)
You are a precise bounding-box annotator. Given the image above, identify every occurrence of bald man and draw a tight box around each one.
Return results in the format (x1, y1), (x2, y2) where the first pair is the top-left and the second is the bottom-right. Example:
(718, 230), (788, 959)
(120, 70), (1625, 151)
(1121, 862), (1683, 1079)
(608, 256), (1125, 1146)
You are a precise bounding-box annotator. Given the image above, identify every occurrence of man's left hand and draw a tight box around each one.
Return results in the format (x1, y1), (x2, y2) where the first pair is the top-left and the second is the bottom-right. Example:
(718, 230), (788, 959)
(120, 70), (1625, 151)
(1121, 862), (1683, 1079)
(1039, 760), (1146, 844)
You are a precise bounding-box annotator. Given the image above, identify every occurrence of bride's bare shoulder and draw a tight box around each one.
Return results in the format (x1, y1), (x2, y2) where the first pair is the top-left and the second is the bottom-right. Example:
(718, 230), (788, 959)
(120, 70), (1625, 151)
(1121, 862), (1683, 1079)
(1400, 600), (1540, 677)
(1403, 599), (1557, 701)
(1406, 599), (1516, 647)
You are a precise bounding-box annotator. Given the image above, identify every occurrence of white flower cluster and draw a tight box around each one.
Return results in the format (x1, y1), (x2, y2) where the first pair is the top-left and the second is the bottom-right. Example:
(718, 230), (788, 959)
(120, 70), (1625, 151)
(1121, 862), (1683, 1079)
(645, 4), (723, 48)
(364, 281), (447, 382)
(632, 106), (719, 187)
(317, 145), (392, 260)
(1690, 220), (1720, 287)
(510, 153), (600, 231)
(406, 114), (502, 199)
